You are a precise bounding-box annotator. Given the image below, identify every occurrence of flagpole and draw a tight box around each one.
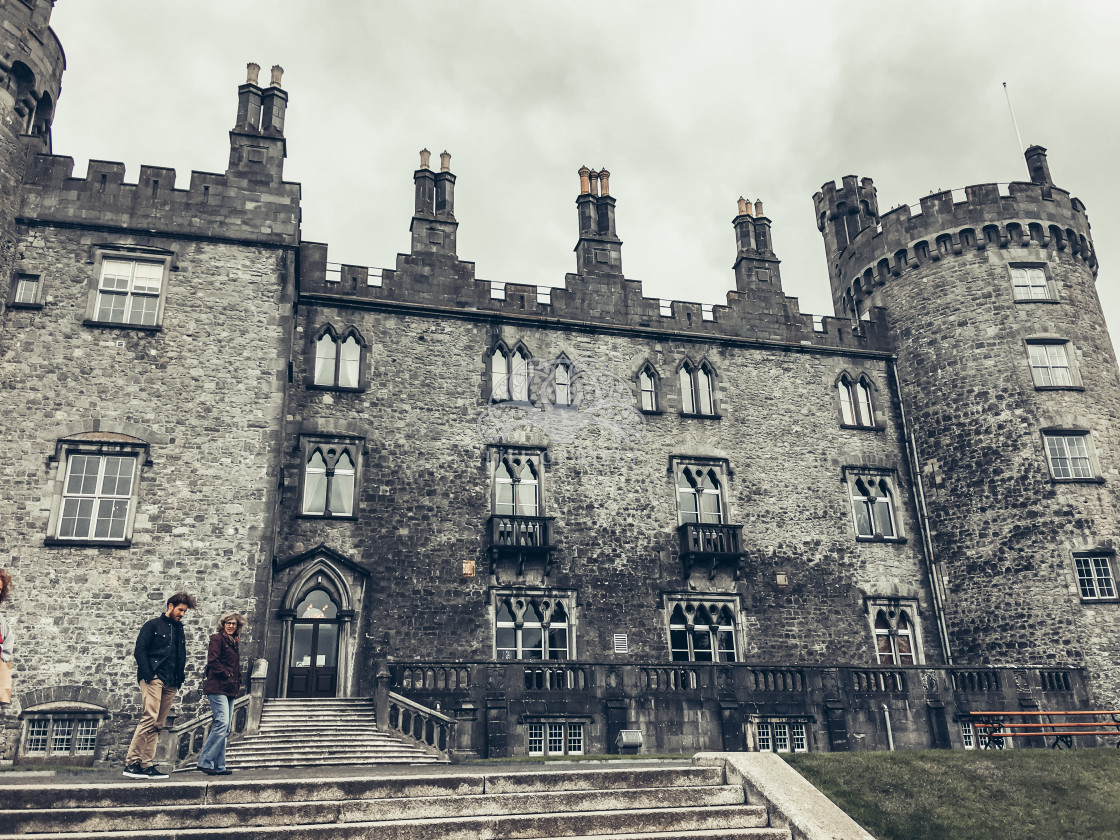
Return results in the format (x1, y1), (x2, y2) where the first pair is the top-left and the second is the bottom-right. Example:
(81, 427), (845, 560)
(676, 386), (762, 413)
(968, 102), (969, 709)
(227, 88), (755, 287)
(1003, 82), (1025, 156)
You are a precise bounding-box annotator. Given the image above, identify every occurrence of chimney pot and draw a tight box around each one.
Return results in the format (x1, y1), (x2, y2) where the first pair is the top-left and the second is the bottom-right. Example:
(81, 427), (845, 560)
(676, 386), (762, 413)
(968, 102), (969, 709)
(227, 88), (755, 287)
(440, 151), (451, 172)
(588, 169), (600, 197)
(754, 199), (764, 217)
(578, 166), (591, 195)
(246, 63), (261, 85)
(270, 65), (284, 87)
(419, 148), (431, 170)
(598, 168), (611, 196)
(737, 197), (751, 216)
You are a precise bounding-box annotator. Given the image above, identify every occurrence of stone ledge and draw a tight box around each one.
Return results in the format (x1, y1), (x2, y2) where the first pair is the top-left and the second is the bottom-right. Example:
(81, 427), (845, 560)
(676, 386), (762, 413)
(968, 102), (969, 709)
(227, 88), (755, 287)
(693, 751), (875, 840)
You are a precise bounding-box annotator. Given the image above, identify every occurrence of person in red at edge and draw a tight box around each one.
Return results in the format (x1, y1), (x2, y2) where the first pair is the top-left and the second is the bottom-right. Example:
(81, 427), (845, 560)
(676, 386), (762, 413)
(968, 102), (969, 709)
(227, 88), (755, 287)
(196, 611), (246, 775)
(123, 592), (196, 779)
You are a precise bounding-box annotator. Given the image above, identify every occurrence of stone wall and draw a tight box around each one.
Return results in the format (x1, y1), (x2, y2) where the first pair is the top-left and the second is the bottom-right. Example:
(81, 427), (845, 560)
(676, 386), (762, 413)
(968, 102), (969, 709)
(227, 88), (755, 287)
(0, 224), (293, 762)
(273, 276), (942, 698)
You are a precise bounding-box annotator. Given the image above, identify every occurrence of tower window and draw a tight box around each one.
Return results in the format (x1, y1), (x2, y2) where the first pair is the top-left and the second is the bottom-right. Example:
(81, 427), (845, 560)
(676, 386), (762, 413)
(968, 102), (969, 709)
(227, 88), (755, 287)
(1026, 341), (1076, 388)
(1074, 554), (1117, 600)
(666, 597), (738, 662)
(93, 259), (164, 326)
(866, 599), (923, 665)
(1010, 266), (1054, 301)
(490, 343), (532, 402)
(1043, 433), (1095, 480)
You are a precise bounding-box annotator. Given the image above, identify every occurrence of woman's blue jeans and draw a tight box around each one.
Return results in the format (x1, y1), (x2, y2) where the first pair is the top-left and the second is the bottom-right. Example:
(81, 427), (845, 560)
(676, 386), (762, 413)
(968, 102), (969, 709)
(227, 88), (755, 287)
(197, 694), (234, 771)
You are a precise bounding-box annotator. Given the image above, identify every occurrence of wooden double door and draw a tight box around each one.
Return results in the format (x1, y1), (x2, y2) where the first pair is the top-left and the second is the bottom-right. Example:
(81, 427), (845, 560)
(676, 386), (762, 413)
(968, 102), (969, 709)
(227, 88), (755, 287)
(287, 590), (340, 698)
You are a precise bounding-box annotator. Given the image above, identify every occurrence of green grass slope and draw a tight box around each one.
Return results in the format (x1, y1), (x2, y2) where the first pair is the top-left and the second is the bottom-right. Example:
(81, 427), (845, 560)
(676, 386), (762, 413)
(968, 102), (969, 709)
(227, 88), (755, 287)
(785, 749), (1120, 840)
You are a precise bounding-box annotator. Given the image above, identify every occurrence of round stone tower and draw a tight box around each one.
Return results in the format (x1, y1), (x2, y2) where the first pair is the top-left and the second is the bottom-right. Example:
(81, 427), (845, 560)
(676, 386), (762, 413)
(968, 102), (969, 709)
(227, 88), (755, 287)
(815, 149), (1120, 703)
(0, 0), (64, 308)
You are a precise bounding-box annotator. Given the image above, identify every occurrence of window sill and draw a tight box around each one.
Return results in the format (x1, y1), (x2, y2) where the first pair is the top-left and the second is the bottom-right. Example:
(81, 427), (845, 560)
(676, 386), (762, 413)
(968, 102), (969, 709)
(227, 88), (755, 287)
(680, 412), (721, 420)
(7, 301), (43, 310)
(1050, 476), (1105, 485)
(639, 408), (664, 416)
(840, 423), (886, 432)
(855, 535), (908, 545)
(296, 513), (358, 521)
(82, 319), (162, 332)
(306, 384), (366, 393)
(44, 537), (132, 548)
(1012, 298), (1059, 304)
(1079, 597), (1119, 604)
(491, 399), (535, 408)
(1034, 385), (1085, 392)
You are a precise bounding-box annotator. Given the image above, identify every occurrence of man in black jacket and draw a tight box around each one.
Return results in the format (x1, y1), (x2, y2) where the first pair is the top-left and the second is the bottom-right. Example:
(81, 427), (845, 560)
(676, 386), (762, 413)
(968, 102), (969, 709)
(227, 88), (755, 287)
(123, 592), (196, 779)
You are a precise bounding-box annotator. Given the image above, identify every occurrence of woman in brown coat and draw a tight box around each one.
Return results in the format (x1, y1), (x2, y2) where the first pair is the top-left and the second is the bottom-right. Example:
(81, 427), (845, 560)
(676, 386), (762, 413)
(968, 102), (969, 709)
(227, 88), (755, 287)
(196, 611), (245, 775)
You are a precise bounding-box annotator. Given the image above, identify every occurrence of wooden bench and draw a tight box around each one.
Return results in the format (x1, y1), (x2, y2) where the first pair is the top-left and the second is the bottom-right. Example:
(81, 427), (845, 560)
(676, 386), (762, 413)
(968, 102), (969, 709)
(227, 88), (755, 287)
(969, 710), (1120, 749)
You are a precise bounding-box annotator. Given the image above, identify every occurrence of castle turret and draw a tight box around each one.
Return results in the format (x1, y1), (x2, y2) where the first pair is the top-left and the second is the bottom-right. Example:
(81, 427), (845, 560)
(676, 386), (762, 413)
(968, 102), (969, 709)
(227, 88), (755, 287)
(574, 166), (622, 275)
(0, 0), (64, 319)
(815, 149), (1120, 703)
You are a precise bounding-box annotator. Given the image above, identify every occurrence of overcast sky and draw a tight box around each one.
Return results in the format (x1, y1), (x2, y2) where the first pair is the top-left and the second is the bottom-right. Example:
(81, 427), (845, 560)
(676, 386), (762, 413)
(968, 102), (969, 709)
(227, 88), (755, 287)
(47, 1), (1120, 347)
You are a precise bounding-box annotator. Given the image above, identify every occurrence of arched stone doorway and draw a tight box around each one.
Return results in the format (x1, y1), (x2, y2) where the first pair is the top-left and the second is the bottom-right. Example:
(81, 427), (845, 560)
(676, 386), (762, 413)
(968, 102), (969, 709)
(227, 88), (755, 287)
(271, 546), (368, 699)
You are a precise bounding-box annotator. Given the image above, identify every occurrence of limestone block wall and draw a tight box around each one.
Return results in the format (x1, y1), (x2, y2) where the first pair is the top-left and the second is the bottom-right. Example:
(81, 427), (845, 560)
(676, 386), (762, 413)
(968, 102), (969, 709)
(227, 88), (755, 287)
(275, 290), (942, 696)
(0, 225), (292, 762)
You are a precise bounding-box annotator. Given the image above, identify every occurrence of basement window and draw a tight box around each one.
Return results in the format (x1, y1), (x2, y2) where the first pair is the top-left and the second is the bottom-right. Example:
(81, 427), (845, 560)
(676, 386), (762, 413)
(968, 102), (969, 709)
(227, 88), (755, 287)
(526, 721), (584, 756)
(19, 708), (104, 765)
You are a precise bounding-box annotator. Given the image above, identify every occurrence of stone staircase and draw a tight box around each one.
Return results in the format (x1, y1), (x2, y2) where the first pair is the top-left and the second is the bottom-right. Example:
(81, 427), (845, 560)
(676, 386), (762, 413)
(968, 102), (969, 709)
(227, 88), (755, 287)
(0, 763), (791, 839)
(226, 698), (445, 768)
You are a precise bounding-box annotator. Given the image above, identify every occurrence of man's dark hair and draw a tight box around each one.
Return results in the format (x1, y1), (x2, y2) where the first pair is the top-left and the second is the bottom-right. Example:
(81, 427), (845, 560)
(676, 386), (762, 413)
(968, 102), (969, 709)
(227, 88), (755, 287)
(167, 592), (197, 610)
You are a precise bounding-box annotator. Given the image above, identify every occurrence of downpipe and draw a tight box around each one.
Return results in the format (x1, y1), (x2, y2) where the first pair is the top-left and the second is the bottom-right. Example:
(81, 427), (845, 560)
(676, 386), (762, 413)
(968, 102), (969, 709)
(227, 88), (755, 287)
(883, 703), (895, 751)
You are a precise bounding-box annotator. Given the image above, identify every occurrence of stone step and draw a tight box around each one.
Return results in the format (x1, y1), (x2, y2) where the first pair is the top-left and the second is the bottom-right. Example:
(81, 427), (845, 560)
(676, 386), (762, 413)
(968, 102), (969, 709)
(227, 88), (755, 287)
(228, 754), (441, 768)
(1, 785), (750, 834)
(4, 767), (724, 809)
(3, 805), (779, 840)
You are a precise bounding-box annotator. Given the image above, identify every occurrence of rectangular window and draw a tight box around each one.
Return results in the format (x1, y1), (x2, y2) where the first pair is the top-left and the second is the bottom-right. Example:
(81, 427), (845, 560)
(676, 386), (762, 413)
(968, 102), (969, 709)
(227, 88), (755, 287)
(1010, 266), (1053, 301)
(528, 723), (544, 755)
(10, 273), (42, 307)
(20, 716), (100, 758)
(58, 454), (135, 541)
(961, 721), (975, 750)
(24, 719), (49, 754)
(526, 722), (582, 756)
(94, 259), (165, 326)
(1075, 555), (1116, 600)
(1028, 343), (1073, 387)
(1044, 433), (1093, 480)
(755, 720), (809, 753)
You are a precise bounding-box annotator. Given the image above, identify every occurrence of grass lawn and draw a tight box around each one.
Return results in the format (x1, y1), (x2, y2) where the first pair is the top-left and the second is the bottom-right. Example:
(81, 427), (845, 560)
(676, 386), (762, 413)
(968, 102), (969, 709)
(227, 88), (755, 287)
(784, 748), (1120, 840)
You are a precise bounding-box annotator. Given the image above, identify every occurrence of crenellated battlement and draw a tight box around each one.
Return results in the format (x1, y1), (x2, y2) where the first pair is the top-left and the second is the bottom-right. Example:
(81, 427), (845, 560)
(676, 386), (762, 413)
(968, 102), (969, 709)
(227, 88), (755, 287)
(298, 241), (892, 353)
(16, 154), (301, 246)
(815, 156), (1096, 317)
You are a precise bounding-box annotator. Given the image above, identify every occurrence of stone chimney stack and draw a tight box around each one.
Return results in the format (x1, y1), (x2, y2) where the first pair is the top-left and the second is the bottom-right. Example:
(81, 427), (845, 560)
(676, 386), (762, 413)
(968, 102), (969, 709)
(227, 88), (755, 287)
(411, 148), (458, 257)
(228, 62), (287, 182)
(574, 165), (622, 276)
(732, 195), (783, 293)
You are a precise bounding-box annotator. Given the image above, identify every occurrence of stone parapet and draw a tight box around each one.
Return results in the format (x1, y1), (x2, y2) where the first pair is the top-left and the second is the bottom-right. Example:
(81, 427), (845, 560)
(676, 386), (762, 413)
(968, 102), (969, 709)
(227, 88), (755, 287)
(18, 155), (302, 246)
(391, 661), (1090, 757)
(298, 242), (893, 353)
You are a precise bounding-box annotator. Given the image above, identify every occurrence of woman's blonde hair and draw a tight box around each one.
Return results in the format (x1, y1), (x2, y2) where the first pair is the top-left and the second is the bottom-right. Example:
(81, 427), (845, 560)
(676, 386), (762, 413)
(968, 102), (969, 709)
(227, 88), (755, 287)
(216, 611), (247, 635)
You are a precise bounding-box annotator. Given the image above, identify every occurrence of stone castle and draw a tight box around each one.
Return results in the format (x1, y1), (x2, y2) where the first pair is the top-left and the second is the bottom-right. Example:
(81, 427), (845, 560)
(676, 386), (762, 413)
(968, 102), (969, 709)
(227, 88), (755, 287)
(2, 0), (1117, 764)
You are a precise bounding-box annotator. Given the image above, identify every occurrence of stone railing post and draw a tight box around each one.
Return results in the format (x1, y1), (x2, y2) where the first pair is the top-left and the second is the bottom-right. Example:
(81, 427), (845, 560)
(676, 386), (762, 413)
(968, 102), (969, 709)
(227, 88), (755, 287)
(154, 712), (178, 765)
(375, 662), (391, 732)
(245, 658), (268, 736)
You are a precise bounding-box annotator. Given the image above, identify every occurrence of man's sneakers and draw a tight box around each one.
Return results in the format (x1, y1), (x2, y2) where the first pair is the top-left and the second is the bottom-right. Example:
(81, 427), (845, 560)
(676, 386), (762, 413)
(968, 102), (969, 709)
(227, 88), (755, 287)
(122, 763), (169, 780)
